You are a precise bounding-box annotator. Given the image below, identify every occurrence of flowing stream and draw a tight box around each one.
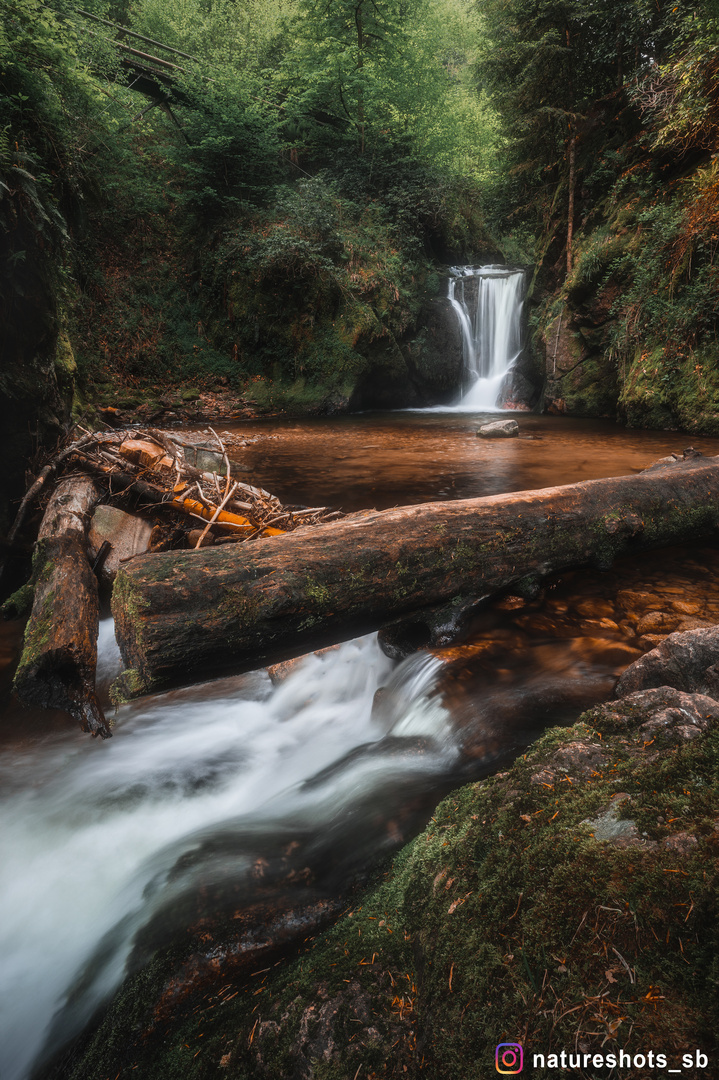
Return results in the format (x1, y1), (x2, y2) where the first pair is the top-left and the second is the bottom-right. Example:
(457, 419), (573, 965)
(0, 635), (462, 1080)
(4, 416), (719, 1078)
(447, 264), (525, 410)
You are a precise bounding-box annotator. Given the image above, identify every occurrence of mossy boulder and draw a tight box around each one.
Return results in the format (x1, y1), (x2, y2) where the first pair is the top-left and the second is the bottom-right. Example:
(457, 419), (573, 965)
(620, 343), (719, 434)
(540, 302), (619, 418)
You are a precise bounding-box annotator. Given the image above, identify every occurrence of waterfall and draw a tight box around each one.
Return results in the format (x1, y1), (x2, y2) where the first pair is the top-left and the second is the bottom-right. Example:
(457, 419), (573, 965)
(448, 265), (525, 411)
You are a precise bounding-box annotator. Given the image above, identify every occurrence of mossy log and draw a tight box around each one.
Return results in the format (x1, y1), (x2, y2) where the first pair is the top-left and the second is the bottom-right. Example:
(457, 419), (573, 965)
(13, 475), (111, 737)
(112, 456), (719, 698)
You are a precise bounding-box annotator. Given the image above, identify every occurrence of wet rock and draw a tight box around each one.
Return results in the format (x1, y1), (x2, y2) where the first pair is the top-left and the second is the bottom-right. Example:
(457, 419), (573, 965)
(530, 739), (609, 785)
(574, 598), (616, 620)
(580, 793), (655, 848)
(672, 600), (701, 616)
(635, 610), (680, 637)
(615, 626), (719, 698)
(616, 589), (664, 615)
(612, 687), (719, 739)
(642, 448), (705, 471)
(578, 618), (622, 636)
(87, 505), (153, 584)
(676, 617), (713, 632)
(498, 370), (538, 410)
(663, 831), (698, 854)
(577, 638), (641, 667)
(548, 740), (608, 779)
(637, 634), (667, 651)
(476, 419), (519, 438)
(181, 445), (228, 475)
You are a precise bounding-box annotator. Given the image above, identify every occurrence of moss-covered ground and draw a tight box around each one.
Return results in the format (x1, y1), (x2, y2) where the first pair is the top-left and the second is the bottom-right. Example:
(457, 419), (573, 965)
(64, 687), (719, 1080)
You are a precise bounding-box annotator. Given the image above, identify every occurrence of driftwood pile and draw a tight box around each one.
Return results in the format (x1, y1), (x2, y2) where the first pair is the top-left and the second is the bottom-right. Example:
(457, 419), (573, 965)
(64, 426), (342, 547)
(6, 425), (343, 738)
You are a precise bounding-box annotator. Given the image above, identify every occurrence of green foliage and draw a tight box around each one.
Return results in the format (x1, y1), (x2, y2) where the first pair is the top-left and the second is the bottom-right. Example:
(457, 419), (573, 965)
(475, 0), (702, 262)
(167, 72), (284, 224)
(1, 0), (501, 424)
(196, 174), (437, 405)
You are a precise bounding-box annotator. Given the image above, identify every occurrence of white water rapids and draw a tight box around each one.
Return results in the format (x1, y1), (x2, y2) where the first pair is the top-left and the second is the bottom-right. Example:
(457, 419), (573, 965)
(448, 264), (525, 411)
(0, 625), (458, 1080)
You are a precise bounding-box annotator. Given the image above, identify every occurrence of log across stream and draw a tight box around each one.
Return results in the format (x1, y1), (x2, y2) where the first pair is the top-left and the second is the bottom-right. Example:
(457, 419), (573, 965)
(113, 454), (719, 696)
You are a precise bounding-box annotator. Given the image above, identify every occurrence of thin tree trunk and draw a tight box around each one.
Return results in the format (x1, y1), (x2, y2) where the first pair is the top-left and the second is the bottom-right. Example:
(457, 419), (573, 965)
(355, 0), (365, 153)
(566, 126), (576, 277)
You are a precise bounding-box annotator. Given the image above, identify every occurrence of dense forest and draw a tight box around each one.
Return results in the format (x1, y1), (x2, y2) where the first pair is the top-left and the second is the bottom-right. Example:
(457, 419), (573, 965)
(4, 0), (719, 531)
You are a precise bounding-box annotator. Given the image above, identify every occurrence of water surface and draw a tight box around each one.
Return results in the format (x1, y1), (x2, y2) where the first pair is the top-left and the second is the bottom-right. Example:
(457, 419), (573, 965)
(216, 413), (719, 511)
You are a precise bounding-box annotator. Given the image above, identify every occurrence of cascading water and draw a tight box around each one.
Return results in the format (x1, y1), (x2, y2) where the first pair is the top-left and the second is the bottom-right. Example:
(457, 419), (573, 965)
(0, 626), (459, 1080)
(448, 265), (525, 411)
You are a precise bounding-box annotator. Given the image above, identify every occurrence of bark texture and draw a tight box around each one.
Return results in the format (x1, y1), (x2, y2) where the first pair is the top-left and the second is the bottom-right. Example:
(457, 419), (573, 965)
(14, 475), (110, 737)
(112, 456), (719, 698)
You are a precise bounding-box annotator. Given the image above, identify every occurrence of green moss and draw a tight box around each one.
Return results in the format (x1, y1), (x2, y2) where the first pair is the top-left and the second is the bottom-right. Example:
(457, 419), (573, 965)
(54, 328), (77, 379)
(218, 585), (260, 626)
(112, 570), (151, 630)
(13, 594), (53, 690)
(11, 539), (58, 685)
(1, 581), (34, 619)
(305, 577), (331, 606)
(109, 668), (147, 706)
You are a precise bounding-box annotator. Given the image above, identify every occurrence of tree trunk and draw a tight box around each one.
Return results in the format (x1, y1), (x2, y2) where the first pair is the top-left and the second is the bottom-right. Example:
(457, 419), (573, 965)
(355, 1), (365, 153)
(13, 475), (111, 737)
(112, 457), (719, 699)
(566, 127), (576, 277)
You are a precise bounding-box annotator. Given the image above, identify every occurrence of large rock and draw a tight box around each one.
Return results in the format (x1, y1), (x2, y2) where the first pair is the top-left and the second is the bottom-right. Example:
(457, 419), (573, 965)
(477, 419), (519, 438)
(88, 505), (153, 584)
(615, 625), (719, 698)
(498, 370), (538, 410)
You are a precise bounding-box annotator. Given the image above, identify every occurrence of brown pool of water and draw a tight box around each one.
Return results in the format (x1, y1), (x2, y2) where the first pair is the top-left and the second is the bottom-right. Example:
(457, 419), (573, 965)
(430, 543), (719, 758)
(202, 413), (719, 513)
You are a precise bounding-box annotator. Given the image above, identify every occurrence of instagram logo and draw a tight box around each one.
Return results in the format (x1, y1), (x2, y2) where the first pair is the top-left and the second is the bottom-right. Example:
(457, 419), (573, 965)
(495, 1043), (524, 1073)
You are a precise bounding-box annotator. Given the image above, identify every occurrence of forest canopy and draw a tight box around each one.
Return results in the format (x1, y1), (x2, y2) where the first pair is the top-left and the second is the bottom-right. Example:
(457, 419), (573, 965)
(2, 0), (719, 442)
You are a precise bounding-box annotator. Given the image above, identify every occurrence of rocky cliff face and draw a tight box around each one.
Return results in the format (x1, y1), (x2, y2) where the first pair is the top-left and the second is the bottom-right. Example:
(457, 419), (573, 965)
(534, 147), (719, 433)
(540, 297), (619, 418)
(348, 289), (463, 410)
(1, 302), (77, 539)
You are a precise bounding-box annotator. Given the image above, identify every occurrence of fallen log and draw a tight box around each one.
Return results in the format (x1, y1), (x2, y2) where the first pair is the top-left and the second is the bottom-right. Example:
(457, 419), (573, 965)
(0, 433), (94, 588)
(112, 455), (719, 698)
(13, 474), (111, 737)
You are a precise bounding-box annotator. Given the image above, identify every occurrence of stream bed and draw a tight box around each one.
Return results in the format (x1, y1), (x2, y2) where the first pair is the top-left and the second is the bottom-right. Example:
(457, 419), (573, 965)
(2, 413), (719, 1079)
